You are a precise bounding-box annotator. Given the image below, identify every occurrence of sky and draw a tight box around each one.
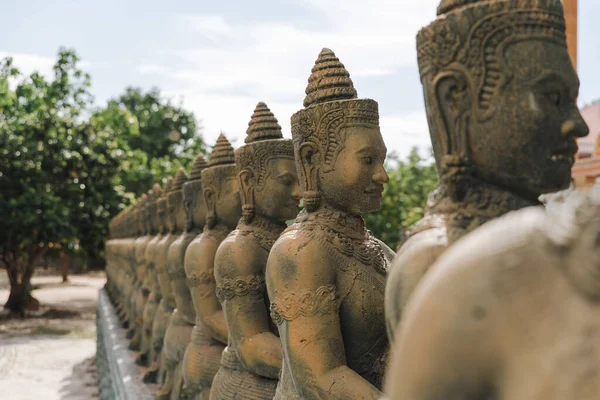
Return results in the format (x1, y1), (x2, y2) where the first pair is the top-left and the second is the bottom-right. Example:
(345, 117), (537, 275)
(0, 0), (599, 158)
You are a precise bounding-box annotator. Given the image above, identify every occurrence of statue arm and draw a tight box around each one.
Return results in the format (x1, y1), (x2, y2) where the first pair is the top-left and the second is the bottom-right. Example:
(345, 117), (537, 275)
(187, 241), (229, 344)
(385, 250), (498, 400)
(215, 241), (281, 379)
(267, 239), (382, 400)
(384, 229), (447, 342)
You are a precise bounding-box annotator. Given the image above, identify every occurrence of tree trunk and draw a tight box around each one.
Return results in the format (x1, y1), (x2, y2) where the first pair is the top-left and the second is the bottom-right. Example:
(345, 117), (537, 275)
(4, 260), (39, 315)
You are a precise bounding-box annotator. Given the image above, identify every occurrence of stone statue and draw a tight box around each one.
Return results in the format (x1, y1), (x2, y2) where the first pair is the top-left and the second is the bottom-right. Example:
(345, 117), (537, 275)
(157, 168), (194, 400)
(266, 48), (394, 399)
(210, 104), (297, 399)
(386, 189), (600, 399)
(146, 177), (178, 384)
(122, 199), (143, 329)
(384, 0), (589, 343)
(130, 189), (160, 351)
(138, 184), (164, 367)
(118, 206), (136, 326)
(127, 194), (150, 348)
(182, 135), (241, 399)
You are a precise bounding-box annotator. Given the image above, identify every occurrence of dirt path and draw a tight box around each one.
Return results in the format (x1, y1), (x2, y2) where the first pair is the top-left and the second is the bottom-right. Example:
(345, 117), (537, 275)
(0, 273), (105, 400)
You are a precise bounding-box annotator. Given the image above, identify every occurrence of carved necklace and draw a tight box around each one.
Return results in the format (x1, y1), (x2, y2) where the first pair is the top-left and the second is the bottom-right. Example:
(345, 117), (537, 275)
(235, 216), (287, 252)
(299, 205), (387, 275)
(408, 179), (541, 245)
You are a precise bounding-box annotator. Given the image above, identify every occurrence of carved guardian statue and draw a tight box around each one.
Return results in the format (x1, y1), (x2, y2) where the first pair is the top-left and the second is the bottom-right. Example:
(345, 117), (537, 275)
(384, 0), (588, 344)
(266, 48), (394, 399)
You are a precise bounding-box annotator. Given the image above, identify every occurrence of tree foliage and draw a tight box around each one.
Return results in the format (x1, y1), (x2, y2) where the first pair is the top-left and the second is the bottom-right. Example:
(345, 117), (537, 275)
(0, 49), (205, 313)
(365, 148), (439, 251)
(94, 87), (205, 195)
(0, 49), (129, 312)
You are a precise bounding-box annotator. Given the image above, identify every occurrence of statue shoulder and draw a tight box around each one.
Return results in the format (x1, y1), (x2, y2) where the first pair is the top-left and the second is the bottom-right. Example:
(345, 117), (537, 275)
(267, 229), (336, 295)
(184, 234), (219, 274)
(385, 227), (449, 341)
(214, 231), (266, 280)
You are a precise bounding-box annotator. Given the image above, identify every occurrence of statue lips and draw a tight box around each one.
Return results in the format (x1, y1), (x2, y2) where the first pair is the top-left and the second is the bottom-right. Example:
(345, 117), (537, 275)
(551, 141), (579, 166)
(365, 186), (384, 200)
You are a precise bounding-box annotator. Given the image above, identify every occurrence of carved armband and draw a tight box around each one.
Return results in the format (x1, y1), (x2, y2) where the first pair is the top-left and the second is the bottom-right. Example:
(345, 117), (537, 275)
(215, 275), (266, 303)
(186, 269), (215, 288)
(270, 285), (339, 325)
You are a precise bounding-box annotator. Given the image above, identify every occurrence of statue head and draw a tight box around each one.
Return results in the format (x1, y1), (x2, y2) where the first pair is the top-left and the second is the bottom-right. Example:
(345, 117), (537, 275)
(136, 194), (148, 236)
(147, 183), (162, 234)
(168, 168), (188, 233)
(157, 177), (173, 235)
(291, 48), (389, 215)
(201, 134), (241, 230)
(418, 0), (588, 201)
(183, 154), (209, 232)
(235, 102), (300, 224)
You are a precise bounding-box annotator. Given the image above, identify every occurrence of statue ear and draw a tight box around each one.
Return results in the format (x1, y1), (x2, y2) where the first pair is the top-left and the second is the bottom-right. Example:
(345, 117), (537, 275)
(203, 187), (217, 225)
(434, 70), (471, 156)
(238, 169), (255, 204)
(299, 142), (319, 187)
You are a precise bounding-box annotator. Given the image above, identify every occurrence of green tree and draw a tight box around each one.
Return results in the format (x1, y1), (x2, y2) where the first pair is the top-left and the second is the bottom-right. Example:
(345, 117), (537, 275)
(0, 49), (128, 313)
(365, 148), (439, 250)
(95, 87), (205, 196)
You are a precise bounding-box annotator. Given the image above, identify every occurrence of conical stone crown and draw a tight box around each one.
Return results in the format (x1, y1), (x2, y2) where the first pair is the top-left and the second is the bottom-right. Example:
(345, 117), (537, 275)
(209, 134), (235, 166)
(172, 168), (189, 191)
(189, 154), (208, 181)
(163, 176), (174, 195)
(245, 102), (283, 143)
(303, 48), (357, 108)
(152, 183), (162, 200)
(437, 0), (483, 15)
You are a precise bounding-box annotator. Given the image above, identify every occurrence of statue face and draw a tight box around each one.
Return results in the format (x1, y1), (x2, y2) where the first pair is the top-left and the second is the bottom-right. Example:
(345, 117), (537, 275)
(319, 125), (389, 214)
(192, 188), (207, 229)
(468, 40), (588, 199)
(174, 194), (185, 231)
(215, 176), (241, 229)
(255, 158), (301, 222)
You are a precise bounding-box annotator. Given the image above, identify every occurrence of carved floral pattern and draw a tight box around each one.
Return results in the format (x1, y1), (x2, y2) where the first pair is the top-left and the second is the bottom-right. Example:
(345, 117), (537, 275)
(215, 275), (266, 302)
(186, 270), (214, 288)
(270, 285), (339, 325)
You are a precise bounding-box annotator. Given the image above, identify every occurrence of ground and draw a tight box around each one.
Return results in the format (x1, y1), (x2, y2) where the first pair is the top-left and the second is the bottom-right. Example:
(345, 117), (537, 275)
(0, 272), (105, 400)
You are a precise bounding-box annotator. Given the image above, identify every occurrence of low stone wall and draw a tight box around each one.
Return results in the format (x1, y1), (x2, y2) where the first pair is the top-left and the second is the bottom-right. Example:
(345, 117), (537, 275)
(96, 288), (157, 400)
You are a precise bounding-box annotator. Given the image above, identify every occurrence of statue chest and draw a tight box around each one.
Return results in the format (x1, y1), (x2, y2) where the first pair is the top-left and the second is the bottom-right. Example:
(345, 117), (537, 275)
(327, 239), (389, 388)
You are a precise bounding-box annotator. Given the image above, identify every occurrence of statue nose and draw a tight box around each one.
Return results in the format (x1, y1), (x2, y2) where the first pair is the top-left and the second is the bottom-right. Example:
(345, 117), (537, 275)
(562, 110), (589, 139)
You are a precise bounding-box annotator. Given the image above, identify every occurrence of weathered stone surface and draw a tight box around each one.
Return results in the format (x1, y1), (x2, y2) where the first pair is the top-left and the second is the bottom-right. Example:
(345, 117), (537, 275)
(96, 289), (157, 400)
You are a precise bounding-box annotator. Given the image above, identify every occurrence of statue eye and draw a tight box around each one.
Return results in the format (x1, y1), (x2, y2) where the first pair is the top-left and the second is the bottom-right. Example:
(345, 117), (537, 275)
(278, 176), (292, 186)
(362, 156), (373, 165)
(545, 91), (561, 106)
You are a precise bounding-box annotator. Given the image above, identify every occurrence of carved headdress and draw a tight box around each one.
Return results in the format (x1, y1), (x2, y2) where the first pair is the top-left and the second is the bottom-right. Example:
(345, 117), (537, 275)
(158, 176), (174, 234)
(201, 134), (237, 228)
(183, 154), (208, 231)
(418, 0), (566, 167)
(235, 102), (294, 222)
(167, 168), (189, 232)
(146, 183), (163, 234)
(291, 48), (379, 211)
(136, 194), (148, 235)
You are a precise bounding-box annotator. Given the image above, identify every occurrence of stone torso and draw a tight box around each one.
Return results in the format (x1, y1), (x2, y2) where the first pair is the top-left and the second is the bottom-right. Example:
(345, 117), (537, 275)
(385, 183), (539, 340)
(185, 224), (230, 332)
(156, 233), (178, 309)
(488, 247), (600, 400)
(273, 210), (394, 389)
(167, 231), (199, 324)
(218, 221), (282, 344)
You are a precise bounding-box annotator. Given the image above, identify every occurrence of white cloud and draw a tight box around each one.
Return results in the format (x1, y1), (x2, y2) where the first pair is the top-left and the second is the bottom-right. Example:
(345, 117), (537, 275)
(0, 51), (55, 78)
(141, 1), (440, 155)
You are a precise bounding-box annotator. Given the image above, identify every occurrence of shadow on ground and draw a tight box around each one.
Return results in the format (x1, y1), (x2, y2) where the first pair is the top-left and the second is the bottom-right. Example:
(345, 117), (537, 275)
(59, 356), (99, 400)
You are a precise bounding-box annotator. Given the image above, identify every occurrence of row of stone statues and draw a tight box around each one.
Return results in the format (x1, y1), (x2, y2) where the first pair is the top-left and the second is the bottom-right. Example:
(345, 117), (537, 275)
(104, 0), (598, 398)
